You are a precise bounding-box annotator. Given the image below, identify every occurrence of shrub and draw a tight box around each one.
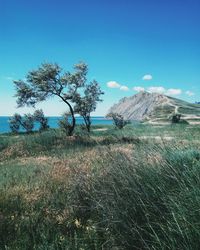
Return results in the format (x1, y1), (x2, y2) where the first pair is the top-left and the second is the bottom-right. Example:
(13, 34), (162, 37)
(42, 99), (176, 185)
(59, 112), (73, 135)
(21, 114), (34, 133)
(9, 114), (22, 133)
(107, 113), (129, 129)
(171, 113), (181, 123)
(9, 113), (34, 133)
(9, 110), (49, 134)
(33, 109), (49, 131)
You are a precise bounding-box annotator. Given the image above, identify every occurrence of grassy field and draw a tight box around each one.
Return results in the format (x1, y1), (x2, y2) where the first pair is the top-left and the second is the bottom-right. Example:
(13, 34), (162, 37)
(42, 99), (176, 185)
(1, 124), (200, 249)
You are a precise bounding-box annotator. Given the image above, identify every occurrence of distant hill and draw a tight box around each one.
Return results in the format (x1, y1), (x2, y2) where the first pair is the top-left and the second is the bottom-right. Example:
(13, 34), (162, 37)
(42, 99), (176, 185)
(108, 92), (200, 124)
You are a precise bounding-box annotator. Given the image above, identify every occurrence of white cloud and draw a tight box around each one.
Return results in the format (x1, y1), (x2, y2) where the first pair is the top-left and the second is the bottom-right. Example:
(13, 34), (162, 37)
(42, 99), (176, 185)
(142, 74), (152, 80)
(166, 88), (182, 96)
(133, 86), (145, 92)
(185, 90), (195, 96)
(148, 86), (166, 94)
(107, 81), (129, 91)
(107, 79), (182, 97)
(107, 81), (121, 88)
(143, 86), (182, 96)
(120, 85), (129, 91)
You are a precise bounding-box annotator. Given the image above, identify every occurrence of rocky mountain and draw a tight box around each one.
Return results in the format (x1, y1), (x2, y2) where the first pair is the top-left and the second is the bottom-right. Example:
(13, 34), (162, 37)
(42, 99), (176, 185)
(107, 92), (200, 123)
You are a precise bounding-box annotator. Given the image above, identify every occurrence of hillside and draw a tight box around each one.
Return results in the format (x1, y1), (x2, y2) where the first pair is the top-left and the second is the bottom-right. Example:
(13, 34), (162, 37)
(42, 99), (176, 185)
(108, 92), (200, 124)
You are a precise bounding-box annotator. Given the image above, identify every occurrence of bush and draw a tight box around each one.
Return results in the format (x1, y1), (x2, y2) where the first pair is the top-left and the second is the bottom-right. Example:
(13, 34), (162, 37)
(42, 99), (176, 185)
(9, 110), (48, 134)
(9, 113), (34, 133)
(9, 114), (22, 133)
(58, 112), (72, 135)
(21, 114), (34, 133)
(171, 113), (181, 123)
(33, 109), (49, 131)
(107, 113), (129, 129)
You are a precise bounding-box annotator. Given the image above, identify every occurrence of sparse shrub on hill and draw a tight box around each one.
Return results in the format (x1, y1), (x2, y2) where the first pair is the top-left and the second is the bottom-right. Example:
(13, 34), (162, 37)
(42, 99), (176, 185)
(33, 109), (49, 131)
(171, 113), (181, 123)
(170, 113), (189, 125)
(107, 112), (129, 129)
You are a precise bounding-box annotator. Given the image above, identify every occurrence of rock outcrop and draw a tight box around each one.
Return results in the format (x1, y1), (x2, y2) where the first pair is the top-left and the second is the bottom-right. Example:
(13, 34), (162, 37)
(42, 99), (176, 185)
(107, 92), (200, 122)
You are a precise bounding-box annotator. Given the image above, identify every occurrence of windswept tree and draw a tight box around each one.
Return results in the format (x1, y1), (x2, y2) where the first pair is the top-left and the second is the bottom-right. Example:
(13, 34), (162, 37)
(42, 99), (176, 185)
(74, 81), (104, 132)
(14, 62), (88, 136)
(9, 113), (34, 133)
(33, 109), (49, 131)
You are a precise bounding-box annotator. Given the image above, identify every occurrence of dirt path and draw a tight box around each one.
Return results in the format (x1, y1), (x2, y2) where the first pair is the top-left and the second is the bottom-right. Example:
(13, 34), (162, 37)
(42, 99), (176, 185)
(166, 97), (179, 113)
(93, 128), (108, 131)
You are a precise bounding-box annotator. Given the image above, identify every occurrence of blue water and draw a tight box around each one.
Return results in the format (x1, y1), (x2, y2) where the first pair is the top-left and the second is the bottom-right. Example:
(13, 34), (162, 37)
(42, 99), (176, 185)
(0, 116), (113, 134)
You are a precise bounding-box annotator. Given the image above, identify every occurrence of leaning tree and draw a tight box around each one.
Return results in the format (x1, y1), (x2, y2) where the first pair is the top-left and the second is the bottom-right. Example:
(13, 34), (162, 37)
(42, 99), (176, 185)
(14, 62), (90, 136)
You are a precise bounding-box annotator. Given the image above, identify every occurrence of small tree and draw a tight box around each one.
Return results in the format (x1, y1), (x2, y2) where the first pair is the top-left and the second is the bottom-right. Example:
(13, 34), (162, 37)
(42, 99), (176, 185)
(9, 114), (22, 133)
(9, 113), (34, 133)
(107, 113), (129, 129)
(21, 114), (34, 133)
(74, 81), (104, 132)
(59, 112), (72, 135)
(171, 113), (181, 124)
(34, 109), (49, 131)
(14, 62), (89, 136)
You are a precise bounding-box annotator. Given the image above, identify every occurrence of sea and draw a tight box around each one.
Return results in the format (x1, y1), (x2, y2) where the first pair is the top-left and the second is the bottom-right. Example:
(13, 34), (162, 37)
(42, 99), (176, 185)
(0, 116), (113, 134)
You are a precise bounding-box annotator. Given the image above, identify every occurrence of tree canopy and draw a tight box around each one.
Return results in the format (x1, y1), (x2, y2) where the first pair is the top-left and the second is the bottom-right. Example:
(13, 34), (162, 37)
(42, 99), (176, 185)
(74, 80), (104, 132)
(14, 62), (103, 135)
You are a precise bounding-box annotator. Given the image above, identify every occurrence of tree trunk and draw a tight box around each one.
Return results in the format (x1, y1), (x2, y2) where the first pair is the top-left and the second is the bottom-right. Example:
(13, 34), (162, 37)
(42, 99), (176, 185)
(67, 101), (76, 136)
(83, 116), (91, 133)
(59, 95), (76, 136)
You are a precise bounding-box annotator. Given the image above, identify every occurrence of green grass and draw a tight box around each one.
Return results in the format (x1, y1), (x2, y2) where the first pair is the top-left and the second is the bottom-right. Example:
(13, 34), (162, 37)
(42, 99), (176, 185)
(1, 124), (200, 249)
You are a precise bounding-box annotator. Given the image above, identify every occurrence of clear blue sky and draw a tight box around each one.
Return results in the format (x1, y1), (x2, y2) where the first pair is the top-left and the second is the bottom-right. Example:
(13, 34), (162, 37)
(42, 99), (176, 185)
(0, 0), (200, 116)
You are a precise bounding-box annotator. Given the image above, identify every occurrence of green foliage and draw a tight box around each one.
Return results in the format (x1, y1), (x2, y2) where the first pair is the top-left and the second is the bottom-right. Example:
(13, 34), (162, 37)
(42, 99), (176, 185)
(21, 113), (34, 133)
(9, 113), (34, 133)
(9, 110), (49, 134)
(107, 112), (129, 129)
(170, 113), (189, 125)
(33, 109), (49, 131)
(74, 81), (104, 132)
(13, 61), (101, 136)
(171, 113), (181, 123)
(58, 112), (72, 135)
(9, 113), (22, 133)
